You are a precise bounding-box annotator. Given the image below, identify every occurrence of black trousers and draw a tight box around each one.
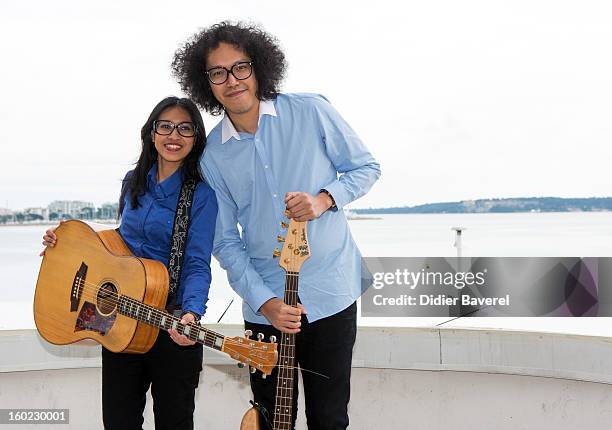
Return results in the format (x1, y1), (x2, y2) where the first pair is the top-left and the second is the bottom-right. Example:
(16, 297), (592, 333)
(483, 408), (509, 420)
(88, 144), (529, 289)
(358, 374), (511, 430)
(245, 302), (357, 430)
(101, 330), (203, 430)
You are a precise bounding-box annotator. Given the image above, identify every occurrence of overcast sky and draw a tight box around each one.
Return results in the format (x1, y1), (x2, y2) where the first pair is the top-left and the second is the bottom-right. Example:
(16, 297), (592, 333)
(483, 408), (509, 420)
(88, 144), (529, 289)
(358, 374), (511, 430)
(2, 0), (612, 210)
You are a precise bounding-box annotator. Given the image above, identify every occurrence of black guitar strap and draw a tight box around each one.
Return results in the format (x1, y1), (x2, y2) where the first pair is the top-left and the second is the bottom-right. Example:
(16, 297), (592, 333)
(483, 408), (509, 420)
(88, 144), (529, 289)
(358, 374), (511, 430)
(166, 178), (197, 313)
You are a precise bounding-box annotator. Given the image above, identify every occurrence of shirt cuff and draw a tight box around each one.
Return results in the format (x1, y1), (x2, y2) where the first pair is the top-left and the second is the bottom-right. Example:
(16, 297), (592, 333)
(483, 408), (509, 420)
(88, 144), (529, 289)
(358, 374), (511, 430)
(320, 180), (348, 211)
(246, 286), (278, 316)
(181, 310), (201, 323)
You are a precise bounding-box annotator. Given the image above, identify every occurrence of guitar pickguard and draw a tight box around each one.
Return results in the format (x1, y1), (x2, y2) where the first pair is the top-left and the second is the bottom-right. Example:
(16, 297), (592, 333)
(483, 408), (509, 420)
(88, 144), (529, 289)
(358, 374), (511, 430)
(74, 301), (117, 335)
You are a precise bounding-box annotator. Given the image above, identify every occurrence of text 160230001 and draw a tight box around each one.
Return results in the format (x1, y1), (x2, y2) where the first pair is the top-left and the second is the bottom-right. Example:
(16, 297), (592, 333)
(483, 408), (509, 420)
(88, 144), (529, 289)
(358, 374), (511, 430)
(0, 409), (69, 424)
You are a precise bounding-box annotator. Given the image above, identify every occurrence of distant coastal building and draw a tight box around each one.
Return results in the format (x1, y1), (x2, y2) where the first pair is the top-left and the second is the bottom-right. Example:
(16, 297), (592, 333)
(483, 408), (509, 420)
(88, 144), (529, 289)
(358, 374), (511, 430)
(97, 202), (119, 220)
(24, 207), (49, 221)
(0, 207), (14, 223)
(48, 200), (95, 220)
(0, 201), (118, 224)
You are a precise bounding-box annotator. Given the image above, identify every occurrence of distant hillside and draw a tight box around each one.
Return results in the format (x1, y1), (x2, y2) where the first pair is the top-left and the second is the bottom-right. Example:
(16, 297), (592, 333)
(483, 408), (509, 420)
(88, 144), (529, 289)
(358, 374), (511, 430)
(353, 197), (612, 214)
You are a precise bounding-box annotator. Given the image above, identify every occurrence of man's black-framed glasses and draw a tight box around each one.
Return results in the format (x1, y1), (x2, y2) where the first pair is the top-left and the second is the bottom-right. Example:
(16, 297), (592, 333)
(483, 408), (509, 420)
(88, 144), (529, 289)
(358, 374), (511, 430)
(206, 61), (254, 85)
(153, 120), (196, 137)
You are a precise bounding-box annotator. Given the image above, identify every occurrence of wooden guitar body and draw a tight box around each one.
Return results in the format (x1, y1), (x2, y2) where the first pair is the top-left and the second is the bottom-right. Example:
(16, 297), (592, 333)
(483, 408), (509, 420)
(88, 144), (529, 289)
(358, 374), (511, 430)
(34, 220), (168, 353)
(240, 407), (260, 430)
(34, 220), (279, 374)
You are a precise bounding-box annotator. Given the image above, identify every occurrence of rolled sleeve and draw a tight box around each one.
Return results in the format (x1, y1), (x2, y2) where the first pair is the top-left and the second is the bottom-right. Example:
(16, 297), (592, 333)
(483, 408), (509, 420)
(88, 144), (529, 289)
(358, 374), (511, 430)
(314, 96), (381, 209)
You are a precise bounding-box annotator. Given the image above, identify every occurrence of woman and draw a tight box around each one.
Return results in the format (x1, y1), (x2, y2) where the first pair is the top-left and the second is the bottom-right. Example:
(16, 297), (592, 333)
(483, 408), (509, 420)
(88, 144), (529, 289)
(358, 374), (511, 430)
(41, 96), (217, 429)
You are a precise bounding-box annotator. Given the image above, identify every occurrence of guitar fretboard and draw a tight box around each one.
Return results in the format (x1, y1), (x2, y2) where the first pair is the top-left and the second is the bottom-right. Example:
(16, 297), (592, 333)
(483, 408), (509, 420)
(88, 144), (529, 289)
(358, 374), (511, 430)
(117, 295), (224, 351)
(273, 271), (299, 429)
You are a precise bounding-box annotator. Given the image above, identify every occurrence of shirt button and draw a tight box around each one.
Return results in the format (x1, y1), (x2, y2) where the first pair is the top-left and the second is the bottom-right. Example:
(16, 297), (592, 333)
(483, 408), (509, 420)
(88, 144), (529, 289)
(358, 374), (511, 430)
(273, 194), (278, 198)
(264, 165), (269, 169)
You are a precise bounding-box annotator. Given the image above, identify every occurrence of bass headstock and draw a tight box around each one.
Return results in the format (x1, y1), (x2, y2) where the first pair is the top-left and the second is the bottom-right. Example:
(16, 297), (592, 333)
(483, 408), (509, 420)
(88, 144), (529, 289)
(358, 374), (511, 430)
(276, 218), (310, 273)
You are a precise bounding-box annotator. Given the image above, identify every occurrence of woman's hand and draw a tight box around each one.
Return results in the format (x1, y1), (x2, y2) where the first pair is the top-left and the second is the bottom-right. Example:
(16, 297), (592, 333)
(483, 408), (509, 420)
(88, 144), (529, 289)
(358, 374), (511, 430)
(168, 313), (197, 346)
(39, 225), (59, 256)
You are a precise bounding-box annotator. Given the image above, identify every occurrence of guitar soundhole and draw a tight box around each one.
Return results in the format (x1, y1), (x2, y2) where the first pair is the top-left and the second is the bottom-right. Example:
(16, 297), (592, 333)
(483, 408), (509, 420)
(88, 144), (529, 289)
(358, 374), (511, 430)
(96, 282), (118, 316)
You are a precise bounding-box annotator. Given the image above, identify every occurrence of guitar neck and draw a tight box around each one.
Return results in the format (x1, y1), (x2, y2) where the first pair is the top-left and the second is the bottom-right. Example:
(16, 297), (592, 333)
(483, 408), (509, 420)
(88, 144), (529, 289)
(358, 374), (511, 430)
(117, 295), (225, 351)
(273, 271), (299, 429)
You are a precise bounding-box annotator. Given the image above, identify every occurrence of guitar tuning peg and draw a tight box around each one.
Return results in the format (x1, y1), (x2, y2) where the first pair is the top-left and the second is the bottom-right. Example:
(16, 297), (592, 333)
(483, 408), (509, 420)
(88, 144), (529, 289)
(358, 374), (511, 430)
(277, 235), (285, 242)
(269, 335), (277, 343)
(250, 367), (256, 374)
(262, 374), (267, 379)
(237, 363), (245, 369)
(272, 248), (281, 258)
(257, 332), (264, 341)
(284, 209), (290, 217)
(244, 329), (252, 339)
(281, 222), (289, 229)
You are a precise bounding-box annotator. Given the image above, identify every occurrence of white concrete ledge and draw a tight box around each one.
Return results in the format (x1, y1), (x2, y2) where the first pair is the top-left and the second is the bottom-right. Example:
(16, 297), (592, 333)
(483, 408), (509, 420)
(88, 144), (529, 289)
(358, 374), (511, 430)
(3, 325), (612, 385)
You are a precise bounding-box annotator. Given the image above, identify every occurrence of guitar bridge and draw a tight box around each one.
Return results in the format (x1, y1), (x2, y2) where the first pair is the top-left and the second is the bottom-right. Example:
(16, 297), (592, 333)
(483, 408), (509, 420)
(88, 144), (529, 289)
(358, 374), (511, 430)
(70, 262), (88, 312)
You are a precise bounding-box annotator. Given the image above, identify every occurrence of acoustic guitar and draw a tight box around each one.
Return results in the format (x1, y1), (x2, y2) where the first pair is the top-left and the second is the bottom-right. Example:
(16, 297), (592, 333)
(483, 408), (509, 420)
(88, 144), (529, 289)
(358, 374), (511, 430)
(240, 218), (311, 429)
(34, 220), (277, 375)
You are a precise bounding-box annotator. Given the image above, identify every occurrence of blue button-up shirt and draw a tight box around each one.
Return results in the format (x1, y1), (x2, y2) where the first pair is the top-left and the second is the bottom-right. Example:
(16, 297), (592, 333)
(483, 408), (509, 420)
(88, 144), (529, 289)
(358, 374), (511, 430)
(119, 164), (217, 317)
(201, 93), (381, 324)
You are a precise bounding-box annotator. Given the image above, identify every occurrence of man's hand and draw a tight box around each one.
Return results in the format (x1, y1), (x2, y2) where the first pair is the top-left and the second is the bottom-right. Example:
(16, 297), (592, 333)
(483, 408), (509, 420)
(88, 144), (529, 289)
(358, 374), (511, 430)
(285, 191), (333, 222)
(260, 298), (307, 334)
(168, 313), (197, 346)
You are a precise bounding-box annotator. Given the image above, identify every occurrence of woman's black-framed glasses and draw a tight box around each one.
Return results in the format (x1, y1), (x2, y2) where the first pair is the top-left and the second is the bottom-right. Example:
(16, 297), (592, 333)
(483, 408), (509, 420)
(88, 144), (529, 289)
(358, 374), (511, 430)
(153, 120), (196, 137)
(206, 61), (254, 85)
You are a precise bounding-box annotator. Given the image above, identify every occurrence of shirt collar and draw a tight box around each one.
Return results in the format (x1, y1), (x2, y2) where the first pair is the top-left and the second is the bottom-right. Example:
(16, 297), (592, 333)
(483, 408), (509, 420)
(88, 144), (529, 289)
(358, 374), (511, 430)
(220, 99), (277, 144)
(147, 163), (182, 198)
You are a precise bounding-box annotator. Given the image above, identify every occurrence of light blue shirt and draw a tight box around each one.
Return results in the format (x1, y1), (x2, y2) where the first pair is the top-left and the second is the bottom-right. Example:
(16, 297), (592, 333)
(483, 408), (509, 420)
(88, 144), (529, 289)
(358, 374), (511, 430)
(201, 93), (381, 323)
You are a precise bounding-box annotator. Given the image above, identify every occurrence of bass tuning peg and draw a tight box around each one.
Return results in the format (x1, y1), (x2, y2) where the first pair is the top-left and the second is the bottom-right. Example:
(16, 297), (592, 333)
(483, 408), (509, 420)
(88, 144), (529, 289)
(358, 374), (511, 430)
(257, 332), (264, 341)
(270, 335), (277, 343)
(244, 329), (252, 338)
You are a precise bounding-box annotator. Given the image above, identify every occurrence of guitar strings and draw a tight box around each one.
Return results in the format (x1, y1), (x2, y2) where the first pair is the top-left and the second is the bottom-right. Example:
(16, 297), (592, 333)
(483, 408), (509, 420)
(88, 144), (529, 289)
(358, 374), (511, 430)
(67, 280), (218, 344)
(69, 276), (322, 377)
(38, 286), (274, 373)
(43, 278), (259, 352)
(273, 223), (302, 427)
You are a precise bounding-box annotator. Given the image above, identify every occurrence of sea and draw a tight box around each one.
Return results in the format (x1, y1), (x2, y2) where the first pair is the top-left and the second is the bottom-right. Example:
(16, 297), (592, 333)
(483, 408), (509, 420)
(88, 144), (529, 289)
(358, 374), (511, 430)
(3, 213), (612, 335)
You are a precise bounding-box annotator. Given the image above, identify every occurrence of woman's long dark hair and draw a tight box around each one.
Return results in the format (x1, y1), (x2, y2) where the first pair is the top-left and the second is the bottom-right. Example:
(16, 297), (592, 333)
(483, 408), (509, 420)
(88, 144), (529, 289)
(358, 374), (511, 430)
(119, 96), (206, 214)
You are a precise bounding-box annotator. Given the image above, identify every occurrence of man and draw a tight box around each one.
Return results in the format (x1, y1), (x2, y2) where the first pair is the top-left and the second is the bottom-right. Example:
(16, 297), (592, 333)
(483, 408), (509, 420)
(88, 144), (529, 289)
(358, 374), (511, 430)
(173, 21), (381, 429)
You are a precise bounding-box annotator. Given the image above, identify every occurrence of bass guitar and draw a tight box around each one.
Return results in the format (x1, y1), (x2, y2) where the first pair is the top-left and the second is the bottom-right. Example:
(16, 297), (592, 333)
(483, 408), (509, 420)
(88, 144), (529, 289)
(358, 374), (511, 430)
(240, 217), (311, 429)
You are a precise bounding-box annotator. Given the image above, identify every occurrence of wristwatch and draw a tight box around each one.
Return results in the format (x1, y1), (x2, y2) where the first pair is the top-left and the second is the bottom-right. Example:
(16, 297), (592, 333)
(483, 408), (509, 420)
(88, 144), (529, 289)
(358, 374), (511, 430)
(320, 189), (337, 210)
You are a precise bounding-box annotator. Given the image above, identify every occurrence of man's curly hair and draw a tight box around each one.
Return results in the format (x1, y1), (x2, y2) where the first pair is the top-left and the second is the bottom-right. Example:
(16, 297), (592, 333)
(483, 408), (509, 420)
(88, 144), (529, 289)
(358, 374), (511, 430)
(172, 21), (287, 116)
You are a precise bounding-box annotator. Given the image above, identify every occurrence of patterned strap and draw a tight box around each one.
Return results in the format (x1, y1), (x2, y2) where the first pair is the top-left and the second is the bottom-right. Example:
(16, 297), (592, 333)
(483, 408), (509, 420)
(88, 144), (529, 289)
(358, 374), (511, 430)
(166, 179), (197, 311)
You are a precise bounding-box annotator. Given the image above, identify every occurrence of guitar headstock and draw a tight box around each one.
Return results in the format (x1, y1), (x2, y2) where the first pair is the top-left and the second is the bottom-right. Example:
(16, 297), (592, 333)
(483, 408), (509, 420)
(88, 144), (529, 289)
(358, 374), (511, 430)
(276, 218), (310, 272)
(222, 333), (278, 376)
